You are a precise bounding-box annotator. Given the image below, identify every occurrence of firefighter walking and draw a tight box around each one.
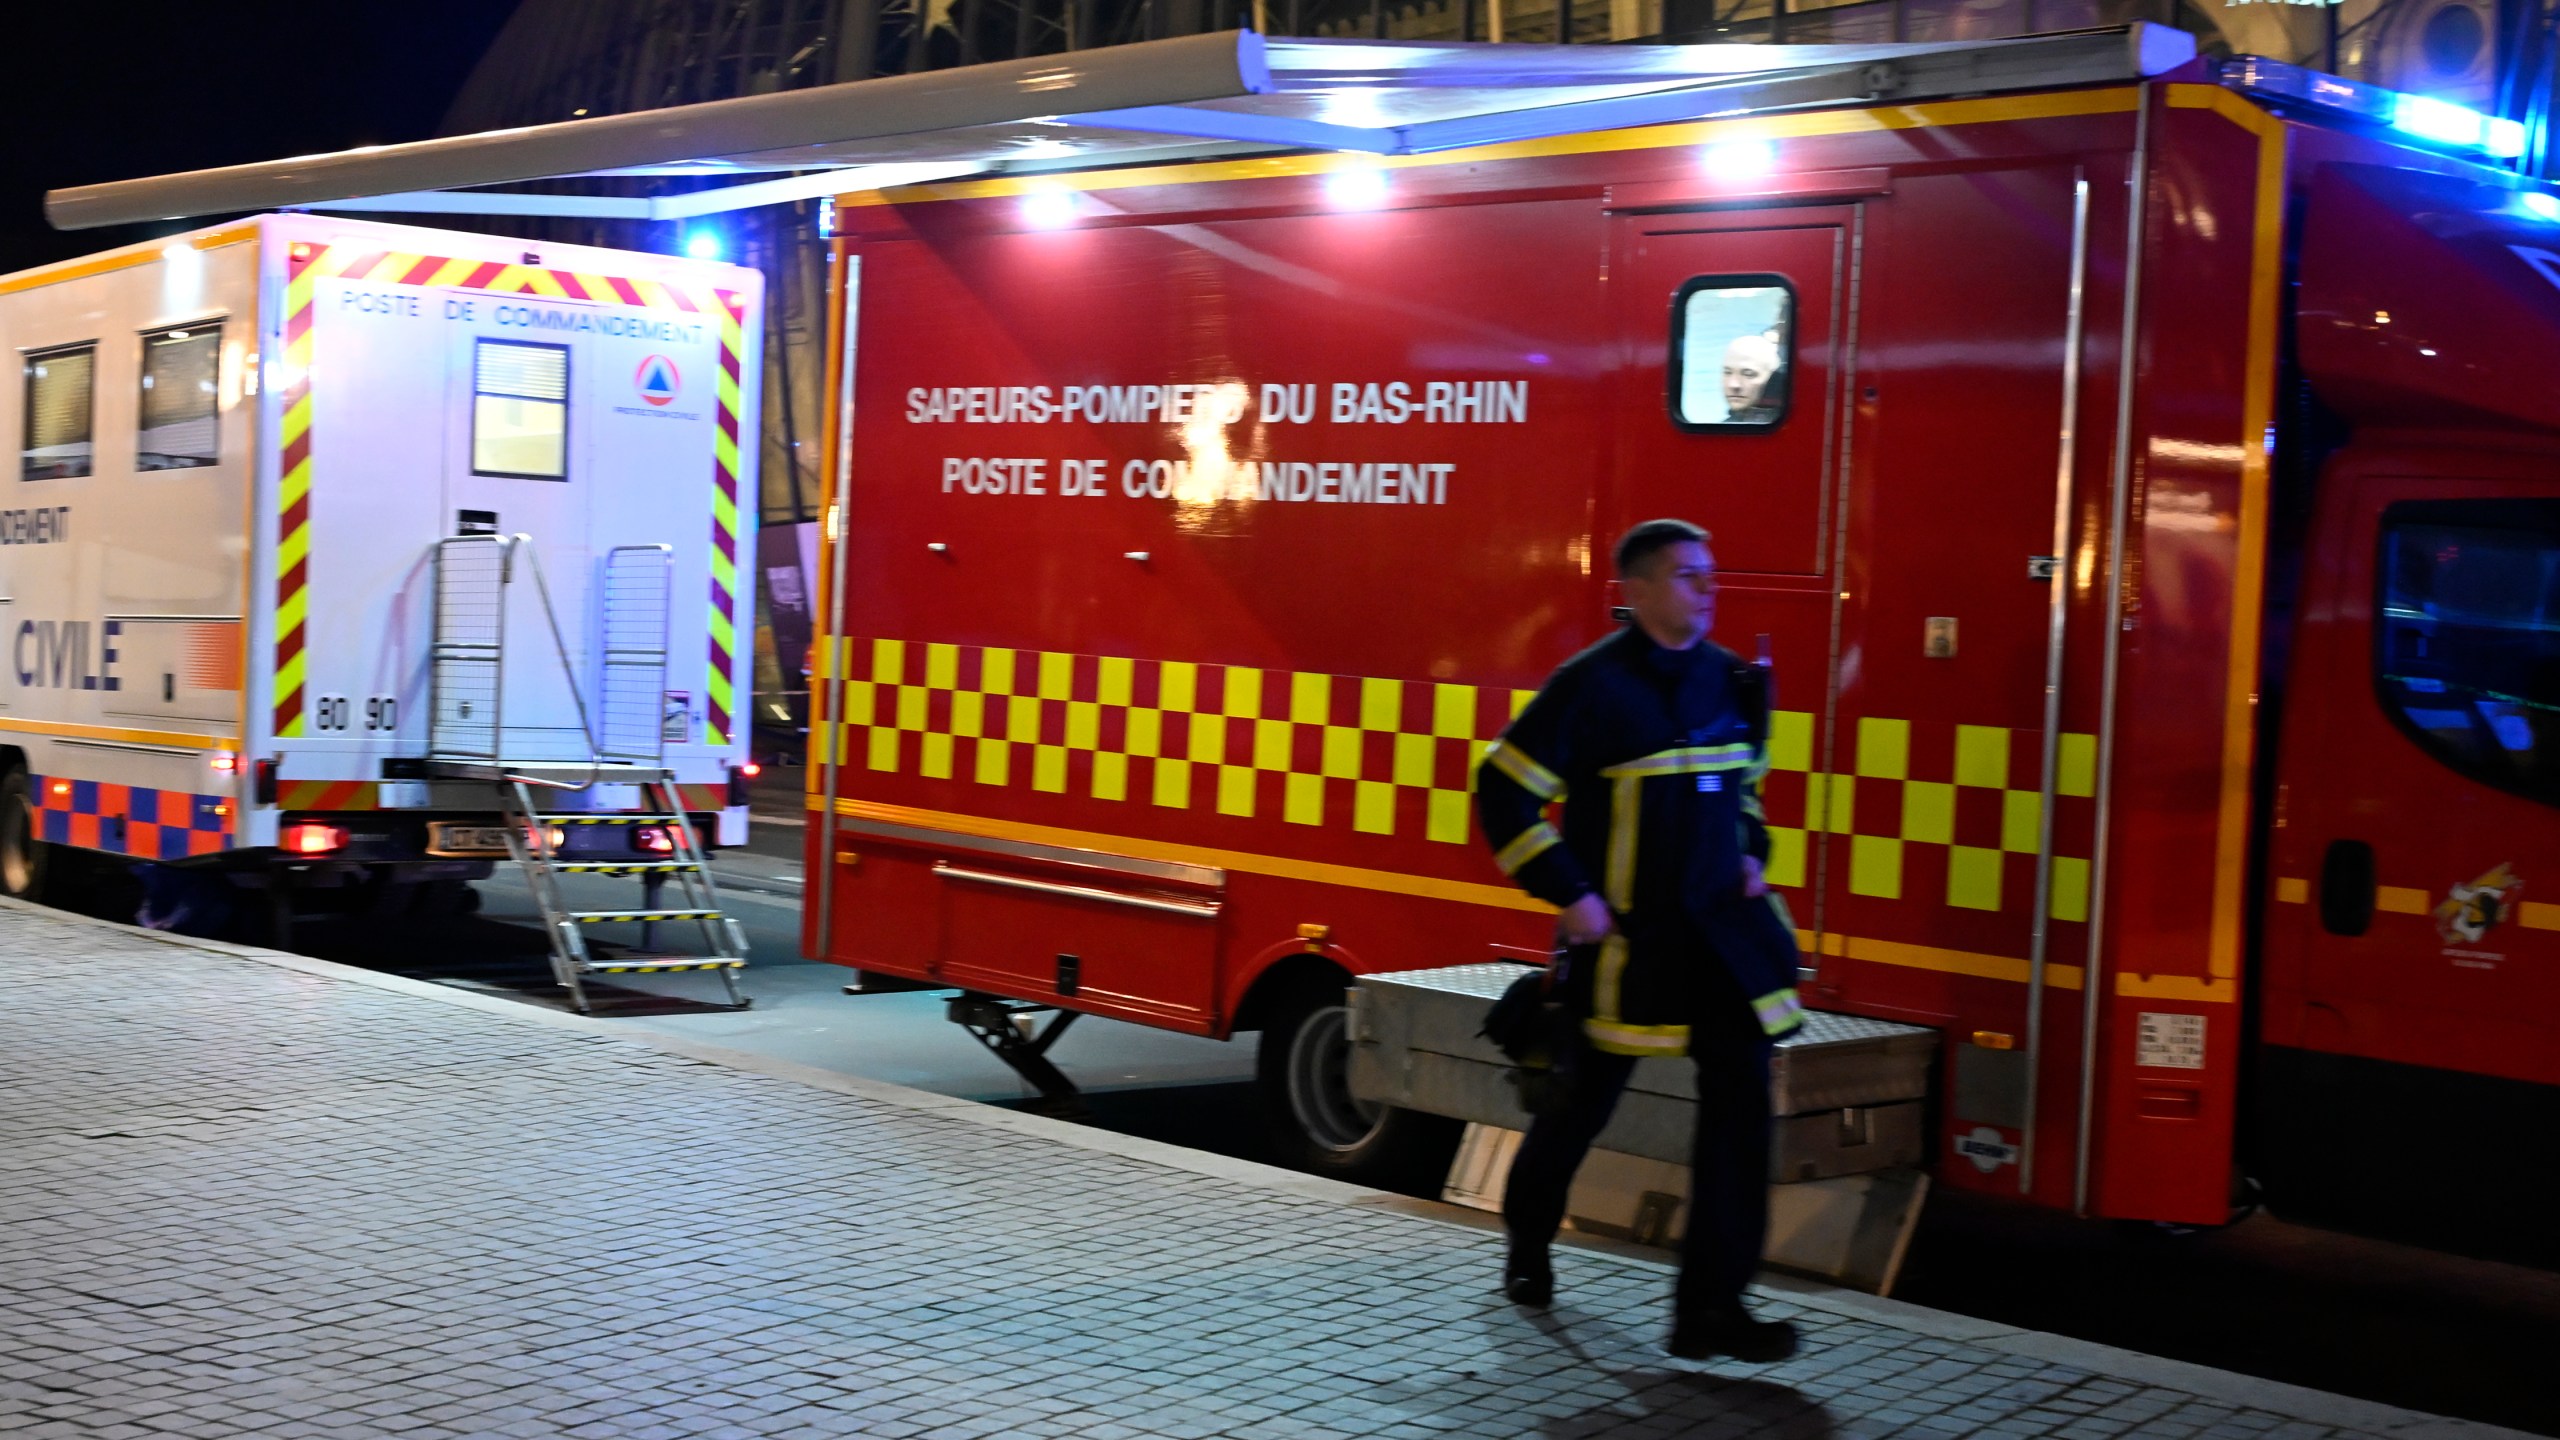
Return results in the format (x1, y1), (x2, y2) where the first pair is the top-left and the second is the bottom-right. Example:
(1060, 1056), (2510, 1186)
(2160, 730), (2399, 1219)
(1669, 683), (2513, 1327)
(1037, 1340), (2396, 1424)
(1475, 518), (1807, 1362)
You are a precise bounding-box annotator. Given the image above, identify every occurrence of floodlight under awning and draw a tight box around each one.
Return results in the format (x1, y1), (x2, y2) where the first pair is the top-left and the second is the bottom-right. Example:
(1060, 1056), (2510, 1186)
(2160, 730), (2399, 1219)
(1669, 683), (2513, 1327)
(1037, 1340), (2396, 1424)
(46, 25), (2199, 231)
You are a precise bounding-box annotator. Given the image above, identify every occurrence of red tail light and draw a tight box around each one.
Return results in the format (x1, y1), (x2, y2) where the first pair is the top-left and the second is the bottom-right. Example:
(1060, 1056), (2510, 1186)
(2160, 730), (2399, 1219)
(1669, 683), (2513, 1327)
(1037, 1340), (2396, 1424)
(740, 761), (762, 779)
(635, 826), (676, 854)
(281, 822), (347, 856)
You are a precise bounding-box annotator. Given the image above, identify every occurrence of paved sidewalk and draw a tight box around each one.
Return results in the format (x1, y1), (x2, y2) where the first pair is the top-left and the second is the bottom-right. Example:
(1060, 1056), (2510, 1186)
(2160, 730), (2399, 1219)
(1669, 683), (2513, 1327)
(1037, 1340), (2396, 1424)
(0, 901), (2522, 1440)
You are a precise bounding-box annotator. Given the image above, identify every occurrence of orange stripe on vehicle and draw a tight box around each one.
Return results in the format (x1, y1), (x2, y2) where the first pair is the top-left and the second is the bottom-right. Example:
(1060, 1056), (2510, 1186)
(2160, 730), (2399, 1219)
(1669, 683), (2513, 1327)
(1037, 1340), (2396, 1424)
(0, 222), (257, 297)
(2169, 84), (2286, 991)
(2375, 885), (2430, 915)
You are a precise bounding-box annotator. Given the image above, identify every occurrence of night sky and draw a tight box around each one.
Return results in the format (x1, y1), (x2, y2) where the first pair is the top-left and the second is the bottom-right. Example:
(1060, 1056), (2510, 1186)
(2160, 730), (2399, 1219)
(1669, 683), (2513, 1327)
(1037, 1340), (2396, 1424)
(3, 3), (524, 273)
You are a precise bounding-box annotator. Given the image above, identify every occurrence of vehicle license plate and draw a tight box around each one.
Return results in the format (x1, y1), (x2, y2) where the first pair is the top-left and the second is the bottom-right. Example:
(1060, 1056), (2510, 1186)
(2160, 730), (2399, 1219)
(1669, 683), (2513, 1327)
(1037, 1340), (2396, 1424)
(428, 823), (514, 856)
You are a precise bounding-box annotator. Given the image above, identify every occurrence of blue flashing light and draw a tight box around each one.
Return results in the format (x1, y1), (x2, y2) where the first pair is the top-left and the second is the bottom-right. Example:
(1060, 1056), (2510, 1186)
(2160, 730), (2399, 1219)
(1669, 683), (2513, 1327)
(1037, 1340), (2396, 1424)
(683, 229), (723, 260)
(2221, 57), (2527, 165)
(2520, 191), (2560, 222)
(2394, 93), (2490, 148)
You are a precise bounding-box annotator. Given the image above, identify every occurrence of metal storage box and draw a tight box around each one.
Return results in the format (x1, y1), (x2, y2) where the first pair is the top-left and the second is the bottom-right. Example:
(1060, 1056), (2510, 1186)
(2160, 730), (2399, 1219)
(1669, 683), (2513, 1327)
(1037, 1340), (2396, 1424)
(1346, 963), (1940, 1177)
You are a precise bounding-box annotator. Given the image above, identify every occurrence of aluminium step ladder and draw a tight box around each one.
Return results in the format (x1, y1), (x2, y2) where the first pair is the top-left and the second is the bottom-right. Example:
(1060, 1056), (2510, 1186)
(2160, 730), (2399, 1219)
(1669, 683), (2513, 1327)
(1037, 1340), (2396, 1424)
(427, 533), (751, 1014)
(498, 768), (750, 1015)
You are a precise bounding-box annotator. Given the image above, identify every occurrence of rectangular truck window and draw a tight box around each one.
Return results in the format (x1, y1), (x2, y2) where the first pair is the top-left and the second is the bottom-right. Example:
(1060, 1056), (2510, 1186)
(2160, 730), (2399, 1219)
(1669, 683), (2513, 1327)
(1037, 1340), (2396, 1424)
(138, 323), (221, 470)
(2376, 500), (2560, 807)
(472, 339), (570, 480)
(22, 342), (96, 481)
(1669, 278), (1793, 431)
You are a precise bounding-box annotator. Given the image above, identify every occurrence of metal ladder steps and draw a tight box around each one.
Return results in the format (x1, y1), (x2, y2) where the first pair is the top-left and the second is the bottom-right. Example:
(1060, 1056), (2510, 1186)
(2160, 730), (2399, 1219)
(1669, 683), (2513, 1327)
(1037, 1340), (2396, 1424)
(567, 908), (723, 924)
(581, 956), (748, 975)
(542, 861), (702, 875)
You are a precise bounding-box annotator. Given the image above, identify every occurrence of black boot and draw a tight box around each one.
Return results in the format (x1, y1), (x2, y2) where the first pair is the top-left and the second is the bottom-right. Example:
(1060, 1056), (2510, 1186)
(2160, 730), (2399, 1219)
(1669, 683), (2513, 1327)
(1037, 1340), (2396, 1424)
(1668, 1307), (1798, 1363)
(1501, 1245), (1553, 1307)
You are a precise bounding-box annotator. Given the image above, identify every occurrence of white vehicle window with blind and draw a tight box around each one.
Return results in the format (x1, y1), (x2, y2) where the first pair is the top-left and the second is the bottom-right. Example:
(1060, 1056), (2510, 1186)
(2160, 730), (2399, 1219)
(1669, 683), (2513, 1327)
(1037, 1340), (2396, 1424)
(472, 339), (570, 480)
(23, 343), (96, 481)
(138, 324), (221, 470)
(1669, 278), (1793, 431)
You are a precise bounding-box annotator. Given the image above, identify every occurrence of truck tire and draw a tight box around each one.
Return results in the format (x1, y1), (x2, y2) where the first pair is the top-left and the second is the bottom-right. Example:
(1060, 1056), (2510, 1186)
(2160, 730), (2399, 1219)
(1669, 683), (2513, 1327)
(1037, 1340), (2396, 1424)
(1256, 978), (1462, 1192)
(0, 766), (46, 902)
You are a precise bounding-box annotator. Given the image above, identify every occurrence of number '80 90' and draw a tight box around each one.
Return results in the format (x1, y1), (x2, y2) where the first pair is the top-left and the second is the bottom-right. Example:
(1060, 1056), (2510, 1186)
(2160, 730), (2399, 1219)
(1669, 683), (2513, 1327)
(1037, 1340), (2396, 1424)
(312, 695), (399, 732)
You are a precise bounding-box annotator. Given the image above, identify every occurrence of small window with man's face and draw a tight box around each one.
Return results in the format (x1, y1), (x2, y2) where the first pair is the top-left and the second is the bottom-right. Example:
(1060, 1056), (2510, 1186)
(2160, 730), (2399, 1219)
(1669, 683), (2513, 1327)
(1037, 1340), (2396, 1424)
(1670, 279), (1793, 431)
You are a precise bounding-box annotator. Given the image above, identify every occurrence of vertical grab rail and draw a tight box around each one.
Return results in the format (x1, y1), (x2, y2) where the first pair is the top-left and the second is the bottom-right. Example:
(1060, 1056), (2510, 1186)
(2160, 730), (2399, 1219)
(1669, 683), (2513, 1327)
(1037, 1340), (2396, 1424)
(429, 535), (510, 763)
(598, 545), (674, 765)
(426, 532), (604, 784)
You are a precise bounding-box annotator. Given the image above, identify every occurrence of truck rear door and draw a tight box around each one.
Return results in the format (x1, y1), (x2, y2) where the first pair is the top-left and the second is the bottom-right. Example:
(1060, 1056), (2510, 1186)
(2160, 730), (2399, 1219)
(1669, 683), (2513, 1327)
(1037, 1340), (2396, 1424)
(1604, 204), (1859, 902)
(441, 306), (592, 760)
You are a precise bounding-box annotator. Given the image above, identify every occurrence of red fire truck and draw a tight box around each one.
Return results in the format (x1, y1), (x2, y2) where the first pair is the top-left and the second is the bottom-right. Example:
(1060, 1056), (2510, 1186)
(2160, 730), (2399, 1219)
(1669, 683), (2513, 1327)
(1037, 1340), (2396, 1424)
(27, 18), (2557, 1251)
(790, 31), (2557, 1247)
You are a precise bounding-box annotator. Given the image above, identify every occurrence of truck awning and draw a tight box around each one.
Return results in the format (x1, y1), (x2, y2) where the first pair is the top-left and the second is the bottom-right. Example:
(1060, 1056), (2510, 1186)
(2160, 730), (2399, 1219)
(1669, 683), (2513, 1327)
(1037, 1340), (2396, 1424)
(47, 24), (2196, 232)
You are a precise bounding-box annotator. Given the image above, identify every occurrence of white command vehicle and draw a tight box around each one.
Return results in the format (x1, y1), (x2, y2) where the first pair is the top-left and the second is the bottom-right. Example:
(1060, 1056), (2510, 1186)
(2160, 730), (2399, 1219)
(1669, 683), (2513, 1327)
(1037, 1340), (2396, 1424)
(0, 214), (763, 1003)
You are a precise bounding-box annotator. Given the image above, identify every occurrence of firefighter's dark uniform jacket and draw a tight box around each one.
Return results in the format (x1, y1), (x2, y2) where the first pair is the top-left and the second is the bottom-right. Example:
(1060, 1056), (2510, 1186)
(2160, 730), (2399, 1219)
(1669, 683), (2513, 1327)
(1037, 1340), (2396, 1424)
(1477, 626), (1806, 1054)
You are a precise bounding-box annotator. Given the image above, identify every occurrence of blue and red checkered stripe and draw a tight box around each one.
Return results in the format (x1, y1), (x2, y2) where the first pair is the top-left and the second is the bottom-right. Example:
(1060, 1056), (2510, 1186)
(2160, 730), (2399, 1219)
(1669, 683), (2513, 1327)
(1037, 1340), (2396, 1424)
(33, 776), (234, 859)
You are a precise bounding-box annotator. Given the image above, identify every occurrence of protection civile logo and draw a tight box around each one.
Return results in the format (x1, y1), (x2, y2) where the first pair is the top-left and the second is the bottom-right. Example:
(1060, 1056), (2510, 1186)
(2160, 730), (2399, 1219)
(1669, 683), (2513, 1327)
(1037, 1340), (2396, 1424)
(635, 354), (682, 407)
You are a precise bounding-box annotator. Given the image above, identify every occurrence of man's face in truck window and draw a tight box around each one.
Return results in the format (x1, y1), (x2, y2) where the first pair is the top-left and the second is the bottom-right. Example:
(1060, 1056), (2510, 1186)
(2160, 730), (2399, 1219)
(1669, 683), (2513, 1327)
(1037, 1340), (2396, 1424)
(1625, 539), (1718, 648)
(1722, 334), (1779, 419)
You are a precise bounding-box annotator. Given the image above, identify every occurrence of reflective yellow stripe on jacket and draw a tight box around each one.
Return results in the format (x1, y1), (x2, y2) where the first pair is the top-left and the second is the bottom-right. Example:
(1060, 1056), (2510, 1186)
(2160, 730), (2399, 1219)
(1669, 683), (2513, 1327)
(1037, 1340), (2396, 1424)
(1595, 743), (1758, 780)
(1484, 739), (1567, 802)
(1581, 743), (1797, 1055)
(1595, 743), (1758, 915)
(1493, 820), (1561, 876)
(1586, 935), (1690, 1055)
(1583, 928), (1805, 1054)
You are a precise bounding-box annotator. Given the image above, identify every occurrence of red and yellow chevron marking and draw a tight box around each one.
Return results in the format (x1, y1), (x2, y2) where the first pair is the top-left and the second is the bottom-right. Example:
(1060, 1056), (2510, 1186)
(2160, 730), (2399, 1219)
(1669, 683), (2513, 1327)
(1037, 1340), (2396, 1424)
(271, 240), (724, 743)
(274, 242), (327, 737)
(275, 780), (381, 811)
(303, 249), (710, 310)
(707, 289), (747, 750)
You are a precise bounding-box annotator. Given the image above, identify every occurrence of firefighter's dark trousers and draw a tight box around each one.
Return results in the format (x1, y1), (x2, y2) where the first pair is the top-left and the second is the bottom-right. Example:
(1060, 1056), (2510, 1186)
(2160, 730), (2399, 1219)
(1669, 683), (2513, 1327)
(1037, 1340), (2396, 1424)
(1501, 1008), (1774, 1320)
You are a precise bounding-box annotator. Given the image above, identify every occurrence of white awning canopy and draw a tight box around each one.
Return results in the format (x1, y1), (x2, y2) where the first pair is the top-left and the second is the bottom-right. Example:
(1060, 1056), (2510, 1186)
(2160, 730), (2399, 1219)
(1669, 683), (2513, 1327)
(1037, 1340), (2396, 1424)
(47, 25), (2198, 231)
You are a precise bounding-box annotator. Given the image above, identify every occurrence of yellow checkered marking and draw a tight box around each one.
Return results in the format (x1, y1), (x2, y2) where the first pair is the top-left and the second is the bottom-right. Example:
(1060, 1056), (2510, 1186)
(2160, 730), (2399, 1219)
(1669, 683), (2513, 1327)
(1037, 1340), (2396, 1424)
(1767, 718), (2096, 920)
(828, 638), (2092, 915)
(834, 638), (1535, 844)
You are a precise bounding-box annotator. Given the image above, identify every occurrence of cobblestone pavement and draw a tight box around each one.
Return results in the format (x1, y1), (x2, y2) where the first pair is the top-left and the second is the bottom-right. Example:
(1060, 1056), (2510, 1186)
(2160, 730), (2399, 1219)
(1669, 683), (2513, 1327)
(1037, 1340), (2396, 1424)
(0, 903), (2511, 1440)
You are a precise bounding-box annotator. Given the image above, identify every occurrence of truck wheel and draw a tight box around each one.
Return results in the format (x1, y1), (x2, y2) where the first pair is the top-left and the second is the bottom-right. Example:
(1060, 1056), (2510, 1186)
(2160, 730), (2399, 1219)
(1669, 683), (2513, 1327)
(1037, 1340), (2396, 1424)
(0, 767), (47, 902)
(1256, 978), (1461, 1192)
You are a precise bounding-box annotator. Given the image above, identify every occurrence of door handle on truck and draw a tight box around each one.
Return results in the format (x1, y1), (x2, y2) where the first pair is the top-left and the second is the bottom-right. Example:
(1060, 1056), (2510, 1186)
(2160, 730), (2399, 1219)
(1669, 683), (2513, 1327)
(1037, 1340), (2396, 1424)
(2318, 838), (2377, 937)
